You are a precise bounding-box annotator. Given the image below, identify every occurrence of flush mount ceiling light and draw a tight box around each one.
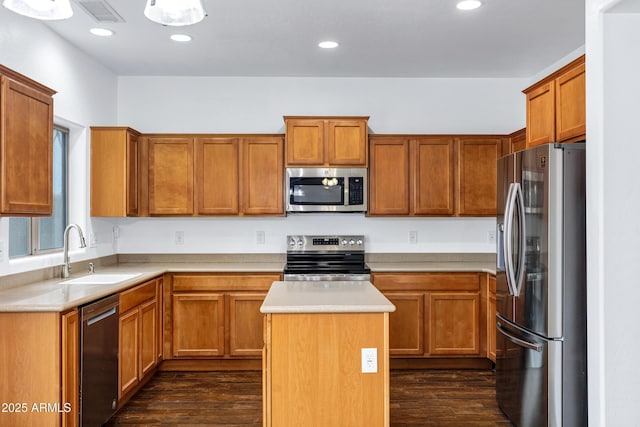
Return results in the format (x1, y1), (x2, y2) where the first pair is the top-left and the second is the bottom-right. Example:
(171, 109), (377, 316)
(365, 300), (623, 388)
(90, 27), (114, 37)
(170, 34), (192, 42)
(2, 0), (73, 20)
(318, 41), (339, 49)
(144, 0), (206, 26)
(456, 0), (482, 10)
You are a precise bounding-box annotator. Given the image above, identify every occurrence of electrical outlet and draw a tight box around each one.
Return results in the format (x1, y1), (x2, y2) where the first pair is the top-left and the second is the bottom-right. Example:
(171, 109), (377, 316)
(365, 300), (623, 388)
(409, 230), (418, 244)
(488, 230), (496, 244)
(89, 232), (98, 248)
(175, 231), (185, 245)
(112, 226), (120, 240)
(0, 240), (4, 261)
(361, 348), (378, 373)
(256, 230), (265, 244)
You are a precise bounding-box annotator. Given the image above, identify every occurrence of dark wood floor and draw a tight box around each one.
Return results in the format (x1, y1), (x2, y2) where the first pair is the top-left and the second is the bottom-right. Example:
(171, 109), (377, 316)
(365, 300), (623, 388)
(105, 369), (513, 426)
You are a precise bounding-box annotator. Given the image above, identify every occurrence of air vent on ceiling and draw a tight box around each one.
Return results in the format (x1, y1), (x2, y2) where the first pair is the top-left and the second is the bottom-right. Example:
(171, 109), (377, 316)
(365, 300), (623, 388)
(75, 0), (124, 23)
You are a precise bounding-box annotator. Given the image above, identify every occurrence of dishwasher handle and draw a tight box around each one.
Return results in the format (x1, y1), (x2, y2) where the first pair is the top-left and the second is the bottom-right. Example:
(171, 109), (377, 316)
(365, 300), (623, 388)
(86, 306), (117, 326)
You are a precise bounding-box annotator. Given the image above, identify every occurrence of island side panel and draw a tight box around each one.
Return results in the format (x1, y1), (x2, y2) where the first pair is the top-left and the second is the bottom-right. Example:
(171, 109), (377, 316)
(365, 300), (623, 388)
(268, 312), (389, 427)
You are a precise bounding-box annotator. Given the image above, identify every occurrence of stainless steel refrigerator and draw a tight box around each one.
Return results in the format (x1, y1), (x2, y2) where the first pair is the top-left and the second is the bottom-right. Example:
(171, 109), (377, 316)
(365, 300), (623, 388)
(496, 143), (587, 427)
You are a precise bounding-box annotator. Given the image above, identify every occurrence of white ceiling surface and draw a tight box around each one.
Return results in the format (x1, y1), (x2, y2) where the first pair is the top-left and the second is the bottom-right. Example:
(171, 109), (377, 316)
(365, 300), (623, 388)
(41, 0), (585, 77)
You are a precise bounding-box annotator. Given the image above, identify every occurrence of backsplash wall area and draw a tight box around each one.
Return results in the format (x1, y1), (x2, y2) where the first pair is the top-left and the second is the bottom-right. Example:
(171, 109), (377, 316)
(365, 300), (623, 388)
(107, 216), (497, 254)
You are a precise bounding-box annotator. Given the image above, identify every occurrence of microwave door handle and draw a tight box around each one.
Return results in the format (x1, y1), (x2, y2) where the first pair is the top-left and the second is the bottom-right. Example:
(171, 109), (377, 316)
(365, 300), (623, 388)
(513, 183), (527, 297)
(497, 320), (543, 352)
(503, 183), (517, 296)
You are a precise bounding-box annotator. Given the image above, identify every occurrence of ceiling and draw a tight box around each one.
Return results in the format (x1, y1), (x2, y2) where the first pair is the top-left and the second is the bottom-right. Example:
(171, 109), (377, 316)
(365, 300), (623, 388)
(37, 0), (585, 77)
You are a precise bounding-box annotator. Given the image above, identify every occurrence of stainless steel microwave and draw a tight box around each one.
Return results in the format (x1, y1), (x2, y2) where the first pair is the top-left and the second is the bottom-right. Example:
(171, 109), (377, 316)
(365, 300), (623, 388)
(286, 168), (367, 213)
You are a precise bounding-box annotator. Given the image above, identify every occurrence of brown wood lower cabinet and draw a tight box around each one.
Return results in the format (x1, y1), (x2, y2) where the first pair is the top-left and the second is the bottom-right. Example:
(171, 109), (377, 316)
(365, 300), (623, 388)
(488, 274), (497, 362)
(372, 272), (488, 360)
(167, 273), (280, 360)
(118, 277), (162, 402)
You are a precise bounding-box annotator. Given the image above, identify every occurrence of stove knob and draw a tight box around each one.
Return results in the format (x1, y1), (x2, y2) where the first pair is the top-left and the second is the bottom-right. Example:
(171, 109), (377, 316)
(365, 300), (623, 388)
(349, 239), (355, 245)
(297, 240), (304, 247)
(356, 239), (363, 246)
(289, 239), (297, 247)
(341, 239), (348, 245)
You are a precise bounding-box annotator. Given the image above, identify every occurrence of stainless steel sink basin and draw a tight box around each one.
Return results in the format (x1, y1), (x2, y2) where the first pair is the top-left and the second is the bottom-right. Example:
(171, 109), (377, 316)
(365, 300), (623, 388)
(59, 273), (142, 285)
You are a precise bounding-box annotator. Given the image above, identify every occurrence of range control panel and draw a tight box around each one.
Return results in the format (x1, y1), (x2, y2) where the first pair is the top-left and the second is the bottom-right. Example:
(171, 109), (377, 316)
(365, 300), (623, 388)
(287, 235), (365, 252)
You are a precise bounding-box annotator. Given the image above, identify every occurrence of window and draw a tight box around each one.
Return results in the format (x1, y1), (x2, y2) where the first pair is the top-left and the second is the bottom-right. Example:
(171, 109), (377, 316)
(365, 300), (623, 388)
(8, 126), (68, 258)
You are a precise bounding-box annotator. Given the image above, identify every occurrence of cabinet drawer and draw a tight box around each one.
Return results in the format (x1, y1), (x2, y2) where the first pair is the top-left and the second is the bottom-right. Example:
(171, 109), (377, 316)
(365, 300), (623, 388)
(120, 280), (157, 313)
(372, 272), (480, 291)
(171, 274), (281, 292)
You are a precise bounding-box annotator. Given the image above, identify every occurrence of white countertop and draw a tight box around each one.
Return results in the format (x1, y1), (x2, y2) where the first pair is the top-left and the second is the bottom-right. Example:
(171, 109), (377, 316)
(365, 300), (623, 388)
(260, 281), (396, 314)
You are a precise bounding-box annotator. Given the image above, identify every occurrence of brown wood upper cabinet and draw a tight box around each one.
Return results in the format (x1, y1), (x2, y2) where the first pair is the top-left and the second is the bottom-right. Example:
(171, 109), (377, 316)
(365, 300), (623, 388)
(456, 137), (500, 216)
(524, 55), (585, 147)
(91, 127), (141, 217)
(148, 136), (195, 216)
(285, 116), (368, 166)
(0, 65), (56, 216)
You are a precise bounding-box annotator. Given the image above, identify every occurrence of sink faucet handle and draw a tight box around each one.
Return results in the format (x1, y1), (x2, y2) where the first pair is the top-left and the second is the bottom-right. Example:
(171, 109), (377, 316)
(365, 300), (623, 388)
(89, 262), (95, 273)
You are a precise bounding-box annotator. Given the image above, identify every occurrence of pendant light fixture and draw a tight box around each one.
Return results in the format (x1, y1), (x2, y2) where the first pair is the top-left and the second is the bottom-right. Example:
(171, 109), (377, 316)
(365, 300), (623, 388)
(144, 0), (206, 27)
(2, 0), (73, 20)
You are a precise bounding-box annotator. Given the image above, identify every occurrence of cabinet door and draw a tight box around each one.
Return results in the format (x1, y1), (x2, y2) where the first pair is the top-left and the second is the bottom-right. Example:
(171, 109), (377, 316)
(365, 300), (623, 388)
(228, 293), (267, 356)
(413, 138), (455, 215)
(241, 137), (284, 215)
(488, 275), (497, 363)
(119, 309), (140, 398)
(427, 292), (480, 356)
(0, 76), (53, 215)
(526, 81), (556, 147)
(148, 137), (194, 215)
(61, 310), (79, 427)
(457, 138), (499, 216)
(172, 293), (225, 357)
(555, 62), (586, 142)
(286, 119), (324, 165)
(368, 138), (410, 215)
(139, 300), (157, 378)
(196, 137), (239, 215)
(126, 132), (140, 216)
(326, 120), (367, 166)
(384, 292), (425, 356)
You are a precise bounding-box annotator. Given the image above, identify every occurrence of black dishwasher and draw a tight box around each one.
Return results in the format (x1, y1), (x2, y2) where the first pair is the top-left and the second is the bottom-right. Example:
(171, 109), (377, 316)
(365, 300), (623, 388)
(80, 293), (119, 427)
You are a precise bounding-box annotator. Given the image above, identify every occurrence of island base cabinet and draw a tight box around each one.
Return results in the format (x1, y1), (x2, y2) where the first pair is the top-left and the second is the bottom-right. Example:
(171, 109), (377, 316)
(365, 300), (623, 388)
(264, 312), (390, 427)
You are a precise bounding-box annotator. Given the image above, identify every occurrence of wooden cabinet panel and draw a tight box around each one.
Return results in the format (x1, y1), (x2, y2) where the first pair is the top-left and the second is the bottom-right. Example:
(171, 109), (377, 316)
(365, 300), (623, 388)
(384, 292), (424, 355)
(241, 137), (284, 215)
(172, 293), (225, 357)
(488, 275), (497, 363)
(413, 138), (455, 215)
(196, 137), (239, 215)
(457, 138), (499, 216)
(148, 137), (194, 215)
(368, 138), (410, 215)
(504, 128), (526, 156)
(556, 62), (586, 142)
(172, 273), (279, 292)
(228, 293), (267, 356)
(286, 119), (324, 165)
(139, 300), (157, 377)
(119, 308), (139, 398)
(428, 292), (480, 356)
(526, 82), (555, 147)
(326, 120), (367, 165)
(285, 116), (368, 166)
(0, 69), (55, 216)
(61, 310), (79, 427)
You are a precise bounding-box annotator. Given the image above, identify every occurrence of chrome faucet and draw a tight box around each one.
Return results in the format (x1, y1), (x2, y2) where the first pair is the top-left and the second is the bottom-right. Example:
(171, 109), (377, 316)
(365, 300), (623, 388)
(62, 224), (87, 278)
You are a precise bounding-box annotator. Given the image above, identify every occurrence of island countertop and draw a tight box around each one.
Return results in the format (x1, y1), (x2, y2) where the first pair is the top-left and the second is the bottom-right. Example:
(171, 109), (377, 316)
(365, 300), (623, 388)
(260, 281), (396, 314)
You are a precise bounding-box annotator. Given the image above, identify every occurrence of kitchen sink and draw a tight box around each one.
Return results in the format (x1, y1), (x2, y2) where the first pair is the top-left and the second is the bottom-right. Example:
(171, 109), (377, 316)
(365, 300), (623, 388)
(59, 273), (142, 285)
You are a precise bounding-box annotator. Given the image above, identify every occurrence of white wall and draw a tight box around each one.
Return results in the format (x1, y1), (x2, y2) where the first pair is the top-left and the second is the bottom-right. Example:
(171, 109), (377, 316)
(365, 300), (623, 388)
(114, 75), (527, 254)
(586, 1), (640, 425)
(0, 9), (119, 276)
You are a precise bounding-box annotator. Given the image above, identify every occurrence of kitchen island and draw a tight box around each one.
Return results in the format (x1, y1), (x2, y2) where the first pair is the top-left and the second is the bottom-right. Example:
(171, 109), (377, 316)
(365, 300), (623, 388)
(260, 281), (395, 427)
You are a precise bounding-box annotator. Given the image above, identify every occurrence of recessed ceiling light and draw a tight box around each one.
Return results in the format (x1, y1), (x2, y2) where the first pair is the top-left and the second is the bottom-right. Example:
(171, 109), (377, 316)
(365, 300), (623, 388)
(170, 34), (192, 42)
(90, 28), (114, 37)
(318, 41), (339, 49)
(456, 0), (482, 10)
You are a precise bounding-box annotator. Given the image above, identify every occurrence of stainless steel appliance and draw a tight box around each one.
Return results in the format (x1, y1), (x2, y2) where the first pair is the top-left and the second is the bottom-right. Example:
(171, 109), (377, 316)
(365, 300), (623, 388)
(284, 235), (370, 281)
(496, 143), (587, 427)
(286, 168), (367, 213)
(80, 294), (119, 427)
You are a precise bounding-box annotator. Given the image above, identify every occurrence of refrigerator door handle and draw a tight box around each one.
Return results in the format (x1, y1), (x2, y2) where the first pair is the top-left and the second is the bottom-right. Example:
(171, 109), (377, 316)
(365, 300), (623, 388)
(513, 182), (527, 297)
(503, 183), (517, 296)
(497, 320), (543, 352)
